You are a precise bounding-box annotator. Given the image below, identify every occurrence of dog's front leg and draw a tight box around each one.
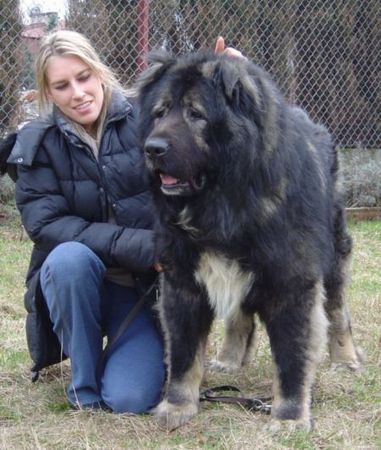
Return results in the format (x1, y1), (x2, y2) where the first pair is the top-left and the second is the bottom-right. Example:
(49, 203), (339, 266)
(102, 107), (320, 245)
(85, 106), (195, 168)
(263, 279), (328, 432)
(154, 276), (214, 430)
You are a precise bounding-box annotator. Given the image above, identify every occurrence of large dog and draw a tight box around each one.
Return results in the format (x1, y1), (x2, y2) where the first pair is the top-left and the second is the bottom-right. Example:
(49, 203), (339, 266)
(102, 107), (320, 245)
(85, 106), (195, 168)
(137, 51), (362, 431)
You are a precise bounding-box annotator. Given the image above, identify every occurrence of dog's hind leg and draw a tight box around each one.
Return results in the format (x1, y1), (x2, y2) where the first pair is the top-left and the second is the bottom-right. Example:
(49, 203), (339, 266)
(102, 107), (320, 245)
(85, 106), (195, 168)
(210, 310), (255, 373)
(154, 278), (214, 430)
(324, 206), (363, 370)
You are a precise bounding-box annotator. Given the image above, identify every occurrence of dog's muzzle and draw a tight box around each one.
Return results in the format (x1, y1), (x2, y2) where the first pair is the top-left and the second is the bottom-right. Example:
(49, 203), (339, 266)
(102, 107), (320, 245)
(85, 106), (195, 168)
(144, 137), (206, 196)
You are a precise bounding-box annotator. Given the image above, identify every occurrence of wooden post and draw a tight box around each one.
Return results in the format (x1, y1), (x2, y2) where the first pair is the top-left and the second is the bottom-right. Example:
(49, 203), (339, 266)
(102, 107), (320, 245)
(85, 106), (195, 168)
(137, 0), (149, 73)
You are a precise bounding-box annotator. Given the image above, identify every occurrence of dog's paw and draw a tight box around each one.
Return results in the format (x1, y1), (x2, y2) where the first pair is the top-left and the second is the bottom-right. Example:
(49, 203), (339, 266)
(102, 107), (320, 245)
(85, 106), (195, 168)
(209, 358), (240, 373)
(266, 417), (313, 434)
(330, 346), (364, 372)
(153, 399), (198, 430)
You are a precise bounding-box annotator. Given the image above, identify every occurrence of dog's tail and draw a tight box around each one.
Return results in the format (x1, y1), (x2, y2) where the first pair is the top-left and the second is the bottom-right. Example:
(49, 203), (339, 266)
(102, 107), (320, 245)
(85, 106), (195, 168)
(0, 133), (17, 181)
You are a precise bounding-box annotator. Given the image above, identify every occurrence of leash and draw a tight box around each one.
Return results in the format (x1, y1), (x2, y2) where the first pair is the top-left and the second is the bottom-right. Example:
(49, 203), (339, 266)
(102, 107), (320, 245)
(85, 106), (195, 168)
(200, 385), (272, 414)
(96, 281), (158, 386)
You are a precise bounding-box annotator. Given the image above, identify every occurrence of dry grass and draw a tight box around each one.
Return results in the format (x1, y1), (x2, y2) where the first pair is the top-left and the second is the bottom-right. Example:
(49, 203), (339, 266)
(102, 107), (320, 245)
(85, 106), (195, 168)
(0, 212), (380, 450)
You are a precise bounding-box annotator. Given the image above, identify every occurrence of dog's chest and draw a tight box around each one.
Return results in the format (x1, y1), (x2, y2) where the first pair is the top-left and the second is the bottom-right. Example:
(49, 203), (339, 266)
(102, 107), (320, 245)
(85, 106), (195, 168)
(194, 251), (254, 319)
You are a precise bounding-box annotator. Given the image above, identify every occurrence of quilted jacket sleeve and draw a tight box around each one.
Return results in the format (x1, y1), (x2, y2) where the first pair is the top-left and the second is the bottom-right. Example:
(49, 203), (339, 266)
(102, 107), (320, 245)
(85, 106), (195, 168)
(15, 152), (155, 273)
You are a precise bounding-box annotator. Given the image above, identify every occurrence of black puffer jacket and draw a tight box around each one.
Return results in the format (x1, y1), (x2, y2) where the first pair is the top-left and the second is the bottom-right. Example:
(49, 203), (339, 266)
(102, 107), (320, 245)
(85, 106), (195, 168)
(7, 91), (156, 375)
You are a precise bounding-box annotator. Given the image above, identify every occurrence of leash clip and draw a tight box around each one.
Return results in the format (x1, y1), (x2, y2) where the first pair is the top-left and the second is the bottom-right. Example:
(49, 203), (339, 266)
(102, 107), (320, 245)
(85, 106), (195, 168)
(249, 398), (272, 414)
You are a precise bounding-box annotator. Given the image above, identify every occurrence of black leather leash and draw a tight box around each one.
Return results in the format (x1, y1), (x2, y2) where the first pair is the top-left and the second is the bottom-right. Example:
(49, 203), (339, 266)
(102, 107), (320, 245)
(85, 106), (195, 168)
(200, 385), (272, 414)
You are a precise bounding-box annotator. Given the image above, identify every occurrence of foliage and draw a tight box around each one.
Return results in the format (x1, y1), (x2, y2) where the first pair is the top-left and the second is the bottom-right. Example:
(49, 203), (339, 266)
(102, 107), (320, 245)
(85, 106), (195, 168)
(340, 148), (381, 207)
(0, 175), (14, 205)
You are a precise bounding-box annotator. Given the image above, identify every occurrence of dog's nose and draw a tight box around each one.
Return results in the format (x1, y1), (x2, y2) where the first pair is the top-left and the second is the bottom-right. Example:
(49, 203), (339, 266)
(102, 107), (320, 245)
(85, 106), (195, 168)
(144, 137), (169, 157)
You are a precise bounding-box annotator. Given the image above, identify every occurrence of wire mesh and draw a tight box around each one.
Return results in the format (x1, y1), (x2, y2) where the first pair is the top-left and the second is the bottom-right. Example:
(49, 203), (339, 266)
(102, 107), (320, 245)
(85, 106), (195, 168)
(1, 0), (380, 148)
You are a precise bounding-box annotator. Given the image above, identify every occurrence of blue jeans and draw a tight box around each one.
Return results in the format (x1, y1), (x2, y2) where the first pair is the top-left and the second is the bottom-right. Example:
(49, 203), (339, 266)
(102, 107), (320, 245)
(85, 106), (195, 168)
(40, 242), (165, 413)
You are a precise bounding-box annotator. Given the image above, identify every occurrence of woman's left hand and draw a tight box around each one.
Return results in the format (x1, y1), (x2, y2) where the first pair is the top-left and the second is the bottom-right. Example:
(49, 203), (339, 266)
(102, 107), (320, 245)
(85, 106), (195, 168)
(154, 262), (164, 272)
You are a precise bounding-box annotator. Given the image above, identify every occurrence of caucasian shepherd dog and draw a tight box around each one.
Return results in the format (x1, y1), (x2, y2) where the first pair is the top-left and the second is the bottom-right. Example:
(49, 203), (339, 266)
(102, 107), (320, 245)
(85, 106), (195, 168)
(137, 51), (362, 431)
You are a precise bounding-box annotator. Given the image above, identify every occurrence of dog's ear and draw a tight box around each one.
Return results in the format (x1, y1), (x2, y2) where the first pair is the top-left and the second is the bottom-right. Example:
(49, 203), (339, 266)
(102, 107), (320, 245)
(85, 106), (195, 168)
(136, 49), (175, 92)
(214, 59), (261, 116)
(213, 60), (241, 108)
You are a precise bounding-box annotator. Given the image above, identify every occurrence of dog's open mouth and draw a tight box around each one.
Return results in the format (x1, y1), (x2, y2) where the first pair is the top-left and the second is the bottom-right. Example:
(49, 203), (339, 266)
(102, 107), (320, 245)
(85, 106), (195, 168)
(159, 172), (206, 196)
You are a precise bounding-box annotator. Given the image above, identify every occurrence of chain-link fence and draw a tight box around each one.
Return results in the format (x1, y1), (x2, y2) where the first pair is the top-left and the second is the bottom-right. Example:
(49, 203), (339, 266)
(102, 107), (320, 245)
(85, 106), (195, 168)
(1, 0), (380, 149)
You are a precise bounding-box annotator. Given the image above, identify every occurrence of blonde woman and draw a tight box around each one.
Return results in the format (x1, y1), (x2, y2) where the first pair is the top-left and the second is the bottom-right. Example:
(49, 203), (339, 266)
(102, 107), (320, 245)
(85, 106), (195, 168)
(7, 30), (165, 412)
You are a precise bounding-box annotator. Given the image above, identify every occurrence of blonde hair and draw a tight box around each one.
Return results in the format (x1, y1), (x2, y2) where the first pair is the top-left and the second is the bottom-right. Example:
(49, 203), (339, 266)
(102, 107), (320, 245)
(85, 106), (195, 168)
(35, 30), (126, 140)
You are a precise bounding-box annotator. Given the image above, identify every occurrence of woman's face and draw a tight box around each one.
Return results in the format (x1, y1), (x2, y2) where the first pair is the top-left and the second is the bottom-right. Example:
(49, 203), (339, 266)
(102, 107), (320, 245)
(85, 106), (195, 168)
(45, 54), (104, 133)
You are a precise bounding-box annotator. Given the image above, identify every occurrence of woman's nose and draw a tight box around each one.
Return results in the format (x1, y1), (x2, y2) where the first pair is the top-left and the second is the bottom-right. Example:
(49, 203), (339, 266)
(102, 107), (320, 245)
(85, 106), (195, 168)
(72, 82), (85, 99)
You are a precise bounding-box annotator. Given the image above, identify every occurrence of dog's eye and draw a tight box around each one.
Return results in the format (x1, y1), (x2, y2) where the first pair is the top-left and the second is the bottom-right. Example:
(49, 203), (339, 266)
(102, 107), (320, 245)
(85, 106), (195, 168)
(188, 108), (205, 121)
(153, 108), (166, 119)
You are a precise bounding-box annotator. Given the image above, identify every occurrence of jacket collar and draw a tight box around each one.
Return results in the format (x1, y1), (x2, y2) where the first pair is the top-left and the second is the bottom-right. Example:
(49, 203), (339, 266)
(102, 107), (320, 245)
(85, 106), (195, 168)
(107, 90), (133, 122)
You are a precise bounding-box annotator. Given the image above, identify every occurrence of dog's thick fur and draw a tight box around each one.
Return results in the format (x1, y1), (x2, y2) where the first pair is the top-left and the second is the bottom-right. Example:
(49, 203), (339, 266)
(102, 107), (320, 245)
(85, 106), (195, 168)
(137, 51), (362, 431)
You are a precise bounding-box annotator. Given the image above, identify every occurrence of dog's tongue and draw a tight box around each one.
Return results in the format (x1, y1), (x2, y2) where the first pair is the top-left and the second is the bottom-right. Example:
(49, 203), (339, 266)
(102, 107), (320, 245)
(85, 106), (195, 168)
(160, 173), (179, 185)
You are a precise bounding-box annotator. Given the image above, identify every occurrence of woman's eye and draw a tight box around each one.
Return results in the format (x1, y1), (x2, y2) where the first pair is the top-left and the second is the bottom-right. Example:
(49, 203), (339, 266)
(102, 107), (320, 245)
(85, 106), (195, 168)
(55, 84), (67, 90)
(78, 73), (91, 82)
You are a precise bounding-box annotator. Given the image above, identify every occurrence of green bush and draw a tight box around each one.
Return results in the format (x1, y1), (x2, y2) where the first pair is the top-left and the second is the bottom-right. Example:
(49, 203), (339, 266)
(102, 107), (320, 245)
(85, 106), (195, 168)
(339, 148), (381, 207)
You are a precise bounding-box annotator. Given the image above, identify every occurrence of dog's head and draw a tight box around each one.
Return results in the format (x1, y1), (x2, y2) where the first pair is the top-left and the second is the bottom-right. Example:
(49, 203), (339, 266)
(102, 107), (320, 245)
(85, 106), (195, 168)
(137, 50), (283, 197)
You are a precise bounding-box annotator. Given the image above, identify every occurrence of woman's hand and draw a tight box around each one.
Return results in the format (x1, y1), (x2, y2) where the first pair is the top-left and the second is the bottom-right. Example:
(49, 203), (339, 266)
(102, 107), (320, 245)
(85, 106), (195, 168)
(214, 36), (247, 60)
(154, 262), (164, 272)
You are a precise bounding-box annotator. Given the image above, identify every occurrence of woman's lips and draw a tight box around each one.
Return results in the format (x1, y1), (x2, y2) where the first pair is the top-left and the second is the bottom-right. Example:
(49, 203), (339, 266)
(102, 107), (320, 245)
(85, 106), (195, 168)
(74, 101), (92, 112)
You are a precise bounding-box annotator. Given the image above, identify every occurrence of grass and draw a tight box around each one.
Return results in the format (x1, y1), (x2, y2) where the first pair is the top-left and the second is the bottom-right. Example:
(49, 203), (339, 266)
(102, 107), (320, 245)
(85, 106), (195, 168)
(0, 209), (380, 449)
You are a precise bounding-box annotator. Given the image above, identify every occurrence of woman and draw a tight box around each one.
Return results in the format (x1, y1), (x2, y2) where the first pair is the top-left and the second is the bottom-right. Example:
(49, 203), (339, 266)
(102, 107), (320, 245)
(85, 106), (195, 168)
(6, 30), (242, 413)
(8, 30), (165, 413)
